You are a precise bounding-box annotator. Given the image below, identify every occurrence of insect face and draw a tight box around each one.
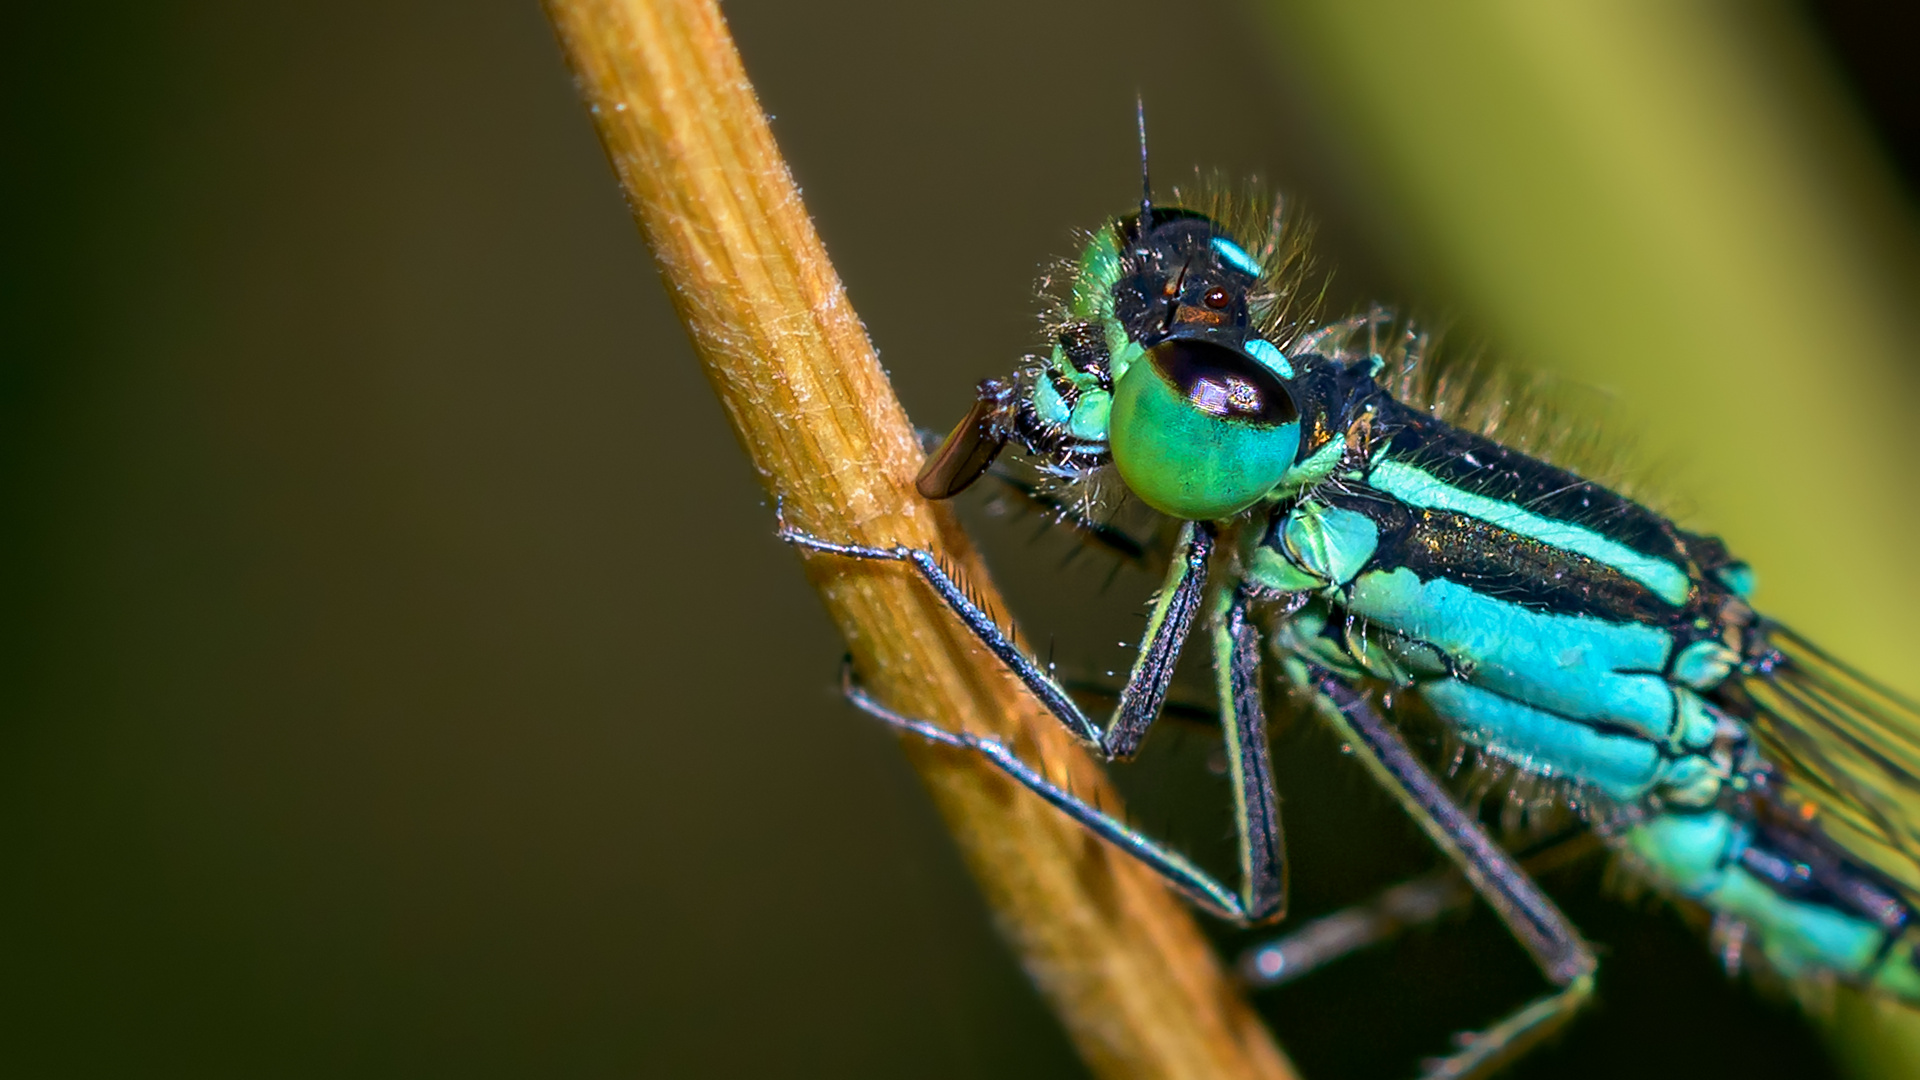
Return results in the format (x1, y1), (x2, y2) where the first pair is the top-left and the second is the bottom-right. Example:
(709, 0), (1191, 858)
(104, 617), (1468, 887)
(1103, 212), (1301, 520)
(915, 206), (1301, 516)
(1111, 210), (1260, 347)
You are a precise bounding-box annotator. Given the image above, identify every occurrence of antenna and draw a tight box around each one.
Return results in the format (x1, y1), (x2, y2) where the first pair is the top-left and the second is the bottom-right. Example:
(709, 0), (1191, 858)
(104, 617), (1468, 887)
(1136, 95), (1153, 232)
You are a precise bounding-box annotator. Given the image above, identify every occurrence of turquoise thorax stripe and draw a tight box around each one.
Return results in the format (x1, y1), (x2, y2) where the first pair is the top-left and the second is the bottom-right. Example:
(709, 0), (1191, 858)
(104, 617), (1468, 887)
(1346, 567), (1676, 741)
(1422, 680), (1661, 801)
(1368, 460), (1691, 606)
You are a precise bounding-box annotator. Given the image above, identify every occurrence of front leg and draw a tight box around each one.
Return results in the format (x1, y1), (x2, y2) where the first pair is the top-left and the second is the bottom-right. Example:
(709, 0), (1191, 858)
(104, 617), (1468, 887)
(1106, 519), (1213, 758)
(840, 664), (1250, 921)
(782, 509), (1300, 923)
(827, 575), (1288, 926)
(1214, 581), (1287, 923)
(780, 509), (1213, 760)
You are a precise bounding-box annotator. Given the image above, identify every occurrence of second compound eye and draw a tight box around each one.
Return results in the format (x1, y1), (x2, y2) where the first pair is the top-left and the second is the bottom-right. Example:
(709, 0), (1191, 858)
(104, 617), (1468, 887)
(1149, 338), (1298, 426)
(1107, 337), (1303, 520)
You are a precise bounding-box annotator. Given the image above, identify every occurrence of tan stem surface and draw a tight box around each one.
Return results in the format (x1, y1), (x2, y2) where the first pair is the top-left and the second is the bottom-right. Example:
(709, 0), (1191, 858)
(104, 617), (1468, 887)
(541, 1), (1296, 1077)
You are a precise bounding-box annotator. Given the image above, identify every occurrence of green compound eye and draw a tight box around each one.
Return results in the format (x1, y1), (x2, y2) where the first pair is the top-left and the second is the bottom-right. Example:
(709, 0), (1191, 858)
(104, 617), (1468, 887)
(1109, 337), (1301, 520)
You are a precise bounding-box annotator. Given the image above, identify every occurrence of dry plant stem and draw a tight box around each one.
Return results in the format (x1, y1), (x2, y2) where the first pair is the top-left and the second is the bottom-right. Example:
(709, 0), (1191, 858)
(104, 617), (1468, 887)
(542, 1), (1296, 1077)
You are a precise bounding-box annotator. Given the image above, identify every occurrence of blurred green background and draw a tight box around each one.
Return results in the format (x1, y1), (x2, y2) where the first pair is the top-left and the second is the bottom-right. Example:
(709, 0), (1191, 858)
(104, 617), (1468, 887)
(3, 1), (1914, 1077)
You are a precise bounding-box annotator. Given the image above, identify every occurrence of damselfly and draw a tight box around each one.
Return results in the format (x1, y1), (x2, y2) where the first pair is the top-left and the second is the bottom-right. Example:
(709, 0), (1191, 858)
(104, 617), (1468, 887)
(779, 136), (1920, 1078)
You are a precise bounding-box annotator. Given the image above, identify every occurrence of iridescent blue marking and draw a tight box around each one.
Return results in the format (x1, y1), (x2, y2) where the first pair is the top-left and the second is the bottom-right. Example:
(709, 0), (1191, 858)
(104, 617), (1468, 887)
(1068, 391), (1112, 443)
(1210, 236), (1264, 278)
(1282, 502), (1378, 587)
(1346, 567), (1677, 740)
(1245, 337), (1295, 379)
(1657, 755), (1722, 806)
(1368, 461), (1692, 605)
(1672, 639), (1738, 690)
(1716, 563), (1756, 599)
(1033, 374), (1070, 427)
(1672, 687), (1719, 750)
(1424, 680), (1663, 800)
(1626, 814), (1894, 981)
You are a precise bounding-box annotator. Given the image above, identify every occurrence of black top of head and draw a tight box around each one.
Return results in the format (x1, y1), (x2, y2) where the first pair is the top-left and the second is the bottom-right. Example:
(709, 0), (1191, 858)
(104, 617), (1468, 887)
(1117, 207), (1210, 246)
(1111, 209), (1261, 350)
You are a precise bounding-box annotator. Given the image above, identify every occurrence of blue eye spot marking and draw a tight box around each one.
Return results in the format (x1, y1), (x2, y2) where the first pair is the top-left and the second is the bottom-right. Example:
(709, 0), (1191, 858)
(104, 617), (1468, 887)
(1245, 337), (1294, 379)
(1210, 237), (1264, 278)
(1716, 563), (1755, 599)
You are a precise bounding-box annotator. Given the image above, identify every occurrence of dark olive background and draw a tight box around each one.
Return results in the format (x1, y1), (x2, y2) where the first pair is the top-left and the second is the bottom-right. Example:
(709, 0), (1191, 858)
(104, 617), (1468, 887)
(2, 1), (1911, 1077)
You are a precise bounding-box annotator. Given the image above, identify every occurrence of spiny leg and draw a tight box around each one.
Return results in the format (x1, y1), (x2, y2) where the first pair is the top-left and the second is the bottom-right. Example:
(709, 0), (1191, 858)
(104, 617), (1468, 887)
(1059, 678), (1220, 731)
(1238, 831), (1602, 989)
(1100, 520), (1212, 758)
(1214, 582), (1287, 923)
(1240, 867), (1471, 989)
(1295, 664), (1597, 1080)
(779, 511), (1212, 759)
(836, 576), (1289, 923)
(1425, 983), (1593, 1080)
(785, 506), (1294, 923)
(841, 663), (1248, 921)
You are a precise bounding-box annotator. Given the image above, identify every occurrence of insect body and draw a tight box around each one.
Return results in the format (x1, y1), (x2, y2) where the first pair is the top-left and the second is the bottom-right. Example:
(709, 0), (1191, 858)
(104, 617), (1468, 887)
(782, 182), (1920, 1078)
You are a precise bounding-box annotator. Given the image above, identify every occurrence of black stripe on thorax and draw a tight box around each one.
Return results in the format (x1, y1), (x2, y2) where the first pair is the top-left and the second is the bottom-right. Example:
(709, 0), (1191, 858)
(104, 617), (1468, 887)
(1370, 396), (1694, 569)
(1315, 487), (1693, 626)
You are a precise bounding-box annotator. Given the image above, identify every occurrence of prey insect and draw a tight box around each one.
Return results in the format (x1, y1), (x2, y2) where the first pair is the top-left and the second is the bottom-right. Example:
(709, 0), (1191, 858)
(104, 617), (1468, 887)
(779, 125), (1920, 1078)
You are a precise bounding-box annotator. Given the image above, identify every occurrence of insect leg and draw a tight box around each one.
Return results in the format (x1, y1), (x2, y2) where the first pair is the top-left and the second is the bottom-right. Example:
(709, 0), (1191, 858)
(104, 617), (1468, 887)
(839, 662), (1252, 921)
(1421, 982), (1594, 1080)
(1294, 664), (1597, 1080)
(1214, 582), (1287, 923)
(1104, 519), (1212, 758)
(1238, 832), (1601, 988)
(784, 508), (1286, 921)
(779, 513), (1212, 760)
(1240, 867), (1471, 988)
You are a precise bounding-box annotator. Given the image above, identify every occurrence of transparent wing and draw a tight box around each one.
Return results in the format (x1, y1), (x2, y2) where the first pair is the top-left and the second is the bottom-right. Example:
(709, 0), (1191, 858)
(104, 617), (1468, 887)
(1740, 623), (1920, 901)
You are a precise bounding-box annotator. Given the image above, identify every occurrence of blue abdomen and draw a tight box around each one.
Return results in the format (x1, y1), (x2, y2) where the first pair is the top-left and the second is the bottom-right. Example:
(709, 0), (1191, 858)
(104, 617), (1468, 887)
(1625, 811), (1920, 1000)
